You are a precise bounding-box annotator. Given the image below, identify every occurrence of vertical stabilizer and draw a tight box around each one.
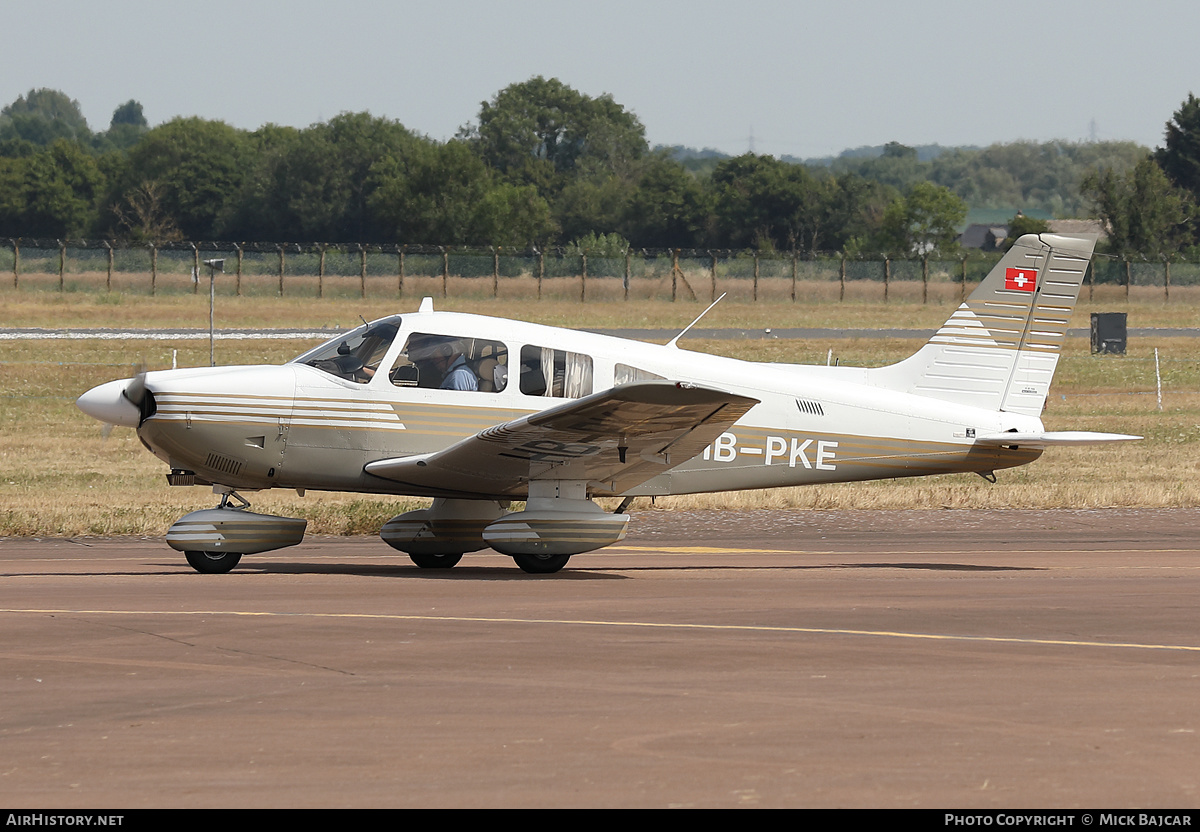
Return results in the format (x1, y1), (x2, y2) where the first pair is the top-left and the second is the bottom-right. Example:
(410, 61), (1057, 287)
(872, 233), (1096, 415)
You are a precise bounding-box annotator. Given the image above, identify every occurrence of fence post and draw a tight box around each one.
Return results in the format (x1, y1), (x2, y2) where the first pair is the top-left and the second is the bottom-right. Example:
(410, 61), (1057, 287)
(235, 244), (243, 296)
(58, 240), (65, 291)
(922, 255), (929, 304)
(710, 251), (718, 302)
(1124, 258), (1131, 300)
(318, 245), (326, 298)
(791, 250), (797, 303)
(960, 258), (967, 302)
(1087, 259), (1093, 302)
(883, 257), (890, 303)
(191, 243), (200, 294)
(398, 245), (405, 297)
(359, 244), (367, 299)
(105, 241), (113, 292)
(580, 252), (587, 303)
(11, 239), (17, 289)
(441, 246), (449, 298)
(1164, 258), (1170, 303)
(150, 244), (157, 295)
(840, 257), (846, 302)
(753, 253), (759, 302)
(492, 246), (499, 298)
(277, 245), (285, 296)
(624, 248), (631, 301)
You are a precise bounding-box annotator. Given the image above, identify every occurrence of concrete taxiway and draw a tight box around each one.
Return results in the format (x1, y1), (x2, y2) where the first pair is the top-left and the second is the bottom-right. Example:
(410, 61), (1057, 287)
(2, 508), (1199, 808)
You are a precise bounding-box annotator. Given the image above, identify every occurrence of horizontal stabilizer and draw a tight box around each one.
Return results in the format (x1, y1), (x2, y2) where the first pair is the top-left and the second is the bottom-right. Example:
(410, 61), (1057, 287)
(975, 431), (1142, 447)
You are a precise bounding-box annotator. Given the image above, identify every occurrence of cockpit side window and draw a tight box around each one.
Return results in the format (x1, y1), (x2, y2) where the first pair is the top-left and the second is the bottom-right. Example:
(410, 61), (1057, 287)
(520, 345), (593, 398)
(292, 316), (402, 384)
(389, 333), (508, 393)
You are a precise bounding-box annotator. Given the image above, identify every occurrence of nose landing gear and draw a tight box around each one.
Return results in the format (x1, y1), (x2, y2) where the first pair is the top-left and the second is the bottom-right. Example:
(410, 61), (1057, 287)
(166, 487), (307, 574)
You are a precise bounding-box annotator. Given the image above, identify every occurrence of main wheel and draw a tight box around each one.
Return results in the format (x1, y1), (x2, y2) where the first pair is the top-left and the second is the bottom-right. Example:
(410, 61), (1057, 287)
(409, 552), (463, 569)
(512, 553), (571, 574)
(185, 550), (242, 574)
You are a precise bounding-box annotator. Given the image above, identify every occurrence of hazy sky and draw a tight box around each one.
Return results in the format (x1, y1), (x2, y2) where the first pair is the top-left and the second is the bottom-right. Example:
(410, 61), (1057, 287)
(5, 0), (1198, 159)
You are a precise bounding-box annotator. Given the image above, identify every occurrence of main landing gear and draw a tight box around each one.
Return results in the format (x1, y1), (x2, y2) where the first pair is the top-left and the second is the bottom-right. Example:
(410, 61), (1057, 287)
(380, 485), (630, 575)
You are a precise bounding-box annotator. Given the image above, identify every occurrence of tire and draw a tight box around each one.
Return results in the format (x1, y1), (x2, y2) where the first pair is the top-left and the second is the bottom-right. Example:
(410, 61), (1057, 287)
(409, 552), (463, 569)
(185, 550), (242, 574)
(512, 553), (571, 574)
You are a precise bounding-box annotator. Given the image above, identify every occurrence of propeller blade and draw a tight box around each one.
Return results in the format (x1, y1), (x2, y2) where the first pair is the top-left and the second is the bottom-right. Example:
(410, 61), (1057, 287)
(123, 372), (147, 408)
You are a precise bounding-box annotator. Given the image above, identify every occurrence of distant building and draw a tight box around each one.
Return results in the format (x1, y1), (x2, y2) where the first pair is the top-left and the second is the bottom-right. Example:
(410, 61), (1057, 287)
(1046, 219), (1107, 240)
(959, 224), (1009, 250)
(959, 218), (1107, 250)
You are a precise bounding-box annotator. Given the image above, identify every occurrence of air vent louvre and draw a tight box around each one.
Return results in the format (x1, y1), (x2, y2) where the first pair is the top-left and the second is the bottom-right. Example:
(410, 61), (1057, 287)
(205, 452), (243, 477)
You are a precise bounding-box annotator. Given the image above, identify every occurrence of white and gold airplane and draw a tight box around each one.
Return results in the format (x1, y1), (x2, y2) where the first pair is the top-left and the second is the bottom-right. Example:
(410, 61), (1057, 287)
(77, 234), (1137, 574)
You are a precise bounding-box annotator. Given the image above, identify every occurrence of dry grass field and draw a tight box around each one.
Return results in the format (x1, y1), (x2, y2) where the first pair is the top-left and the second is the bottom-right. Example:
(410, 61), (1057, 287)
(1, 281), (1197, 537)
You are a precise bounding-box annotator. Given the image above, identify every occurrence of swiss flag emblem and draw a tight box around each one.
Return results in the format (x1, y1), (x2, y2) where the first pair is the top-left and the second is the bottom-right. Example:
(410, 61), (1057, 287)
(1005, 267), (1037, 292)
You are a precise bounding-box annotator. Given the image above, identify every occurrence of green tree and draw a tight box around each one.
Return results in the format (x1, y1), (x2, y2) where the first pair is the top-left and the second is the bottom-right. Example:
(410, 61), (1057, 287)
(108, 117), (250, 239)
(620, 154), (710, 248)
(224, 114), (423, 242)
(1081, 158), (1192, 257)
(831, 141), (926, 191)
(0, 139), (105, 237)
(1003, 212), (1050, 250)
(709, 154), (847, 252)
(110, 100), (147, 128)
(0, 88), (91, 146)
(368, 140), (554, 246)
(469, 76), (647, 191)
(1154, 93), (1200, 199)
(97, 100), (150, 152)
(876, 181), (966, 256)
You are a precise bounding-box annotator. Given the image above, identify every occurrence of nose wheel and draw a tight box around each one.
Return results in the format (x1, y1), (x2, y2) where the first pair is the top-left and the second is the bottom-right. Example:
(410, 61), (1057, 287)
(168, 487), (308, 574)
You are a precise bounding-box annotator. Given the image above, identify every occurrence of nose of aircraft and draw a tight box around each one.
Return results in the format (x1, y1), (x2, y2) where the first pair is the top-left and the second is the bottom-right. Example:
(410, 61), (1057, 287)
(76, 377), (144, 428)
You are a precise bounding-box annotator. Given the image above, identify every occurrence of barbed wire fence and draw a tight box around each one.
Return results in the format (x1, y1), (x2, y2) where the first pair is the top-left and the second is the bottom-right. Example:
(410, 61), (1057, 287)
(5, 239), (1199, 303)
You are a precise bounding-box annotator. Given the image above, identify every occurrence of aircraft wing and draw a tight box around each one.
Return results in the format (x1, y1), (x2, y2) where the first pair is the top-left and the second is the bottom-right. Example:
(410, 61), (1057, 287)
(364, 381), (759, 497)
(975, 431), (1142, 447)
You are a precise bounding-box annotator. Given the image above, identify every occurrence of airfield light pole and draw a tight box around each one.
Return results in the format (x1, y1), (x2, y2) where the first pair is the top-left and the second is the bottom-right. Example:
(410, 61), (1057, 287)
(204, 259), (225, 366)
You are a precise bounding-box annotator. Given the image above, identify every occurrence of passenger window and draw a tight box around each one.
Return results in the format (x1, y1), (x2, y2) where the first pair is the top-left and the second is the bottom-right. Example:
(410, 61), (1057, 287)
(390, 333), (508, 392)
(520, 345), (593, 398)
(615, 364), (664, 385)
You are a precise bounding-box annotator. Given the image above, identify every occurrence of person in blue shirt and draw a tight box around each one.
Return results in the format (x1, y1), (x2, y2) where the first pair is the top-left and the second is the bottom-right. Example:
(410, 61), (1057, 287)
(431, 340), (477, 391)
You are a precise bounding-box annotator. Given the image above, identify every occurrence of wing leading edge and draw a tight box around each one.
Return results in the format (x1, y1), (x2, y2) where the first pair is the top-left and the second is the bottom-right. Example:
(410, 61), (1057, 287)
(364, 381), (759, 498)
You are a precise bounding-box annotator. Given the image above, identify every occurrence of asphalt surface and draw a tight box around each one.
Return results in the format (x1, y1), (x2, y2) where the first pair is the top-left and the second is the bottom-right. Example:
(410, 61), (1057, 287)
(2, 508), (1199, 808)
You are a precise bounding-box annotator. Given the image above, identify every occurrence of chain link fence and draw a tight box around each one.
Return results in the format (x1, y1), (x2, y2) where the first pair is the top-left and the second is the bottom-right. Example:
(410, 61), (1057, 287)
(4, 239), (1198, 303)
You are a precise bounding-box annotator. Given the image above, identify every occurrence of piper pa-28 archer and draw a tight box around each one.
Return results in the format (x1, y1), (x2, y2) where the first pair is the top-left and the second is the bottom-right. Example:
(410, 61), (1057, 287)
(77, 233), (1138, 575)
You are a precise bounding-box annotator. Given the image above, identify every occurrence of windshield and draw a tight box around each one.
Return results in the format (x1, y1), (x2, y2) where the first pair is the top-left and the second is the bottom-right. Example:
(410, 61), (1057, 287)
(291, 315), (402, 383)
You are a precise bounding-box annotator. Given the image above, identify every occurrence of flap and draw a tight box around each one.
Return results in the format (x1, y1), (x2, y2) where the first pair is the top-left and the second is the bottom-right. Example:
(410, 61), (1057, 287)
(364, 381), (758, 498)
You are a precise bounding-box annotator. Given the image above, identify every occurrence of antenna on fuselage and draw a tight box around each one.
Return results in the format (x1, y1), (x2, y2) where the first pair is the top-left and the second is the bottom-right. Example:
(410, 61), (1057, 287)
(666, 293), (726, 349)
